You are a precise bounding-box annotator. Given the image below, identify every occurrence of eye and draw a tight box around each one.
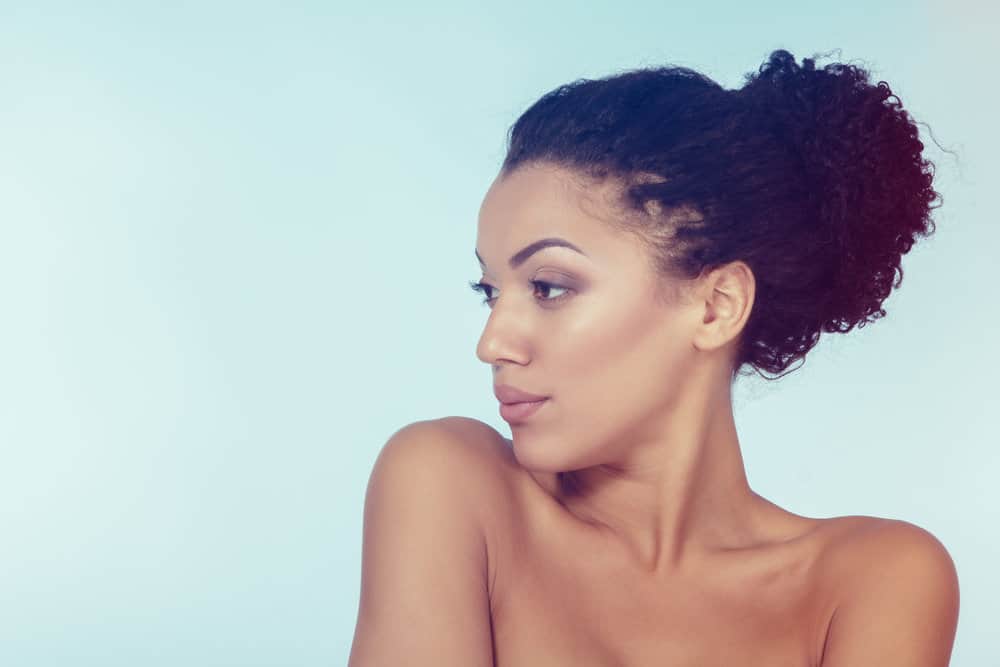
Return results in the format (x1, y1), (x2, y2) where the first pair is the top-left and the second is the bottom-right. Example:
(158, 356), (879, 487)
(468, 279), (571, 308)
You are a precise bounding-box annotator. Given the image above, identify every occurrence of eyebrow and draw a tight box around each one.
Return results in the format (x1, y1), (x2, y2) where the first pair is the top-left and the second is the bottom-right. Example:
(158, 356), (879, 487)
(475, 237), (587, 270)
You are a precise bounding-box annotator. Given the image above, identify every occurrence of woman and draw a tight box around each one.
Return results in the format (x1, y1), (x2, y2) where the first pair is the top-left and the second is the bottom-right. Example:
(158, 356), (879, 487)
(349, 50), (960, 666)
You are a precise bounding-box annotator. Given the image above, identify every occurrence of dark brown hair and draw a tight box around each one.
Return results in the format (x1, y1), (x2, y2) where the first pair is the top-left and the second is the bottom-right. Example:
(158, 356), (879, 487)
(501, 49), (942, 380)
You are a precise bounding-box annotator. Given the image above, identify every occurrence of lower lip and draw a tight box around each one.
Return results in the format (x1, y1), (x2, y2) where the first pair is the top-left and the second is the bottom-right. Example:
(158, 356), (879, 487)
(499, 398), (548, 422)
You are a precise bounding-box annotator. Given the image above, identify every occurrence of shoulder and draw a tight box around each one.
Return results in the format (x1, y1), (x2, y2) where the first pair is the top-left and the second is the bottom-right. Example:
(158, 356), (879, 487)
(371, 416), (518, 526)
(815, 516), (960, 666)
(351, 417), (506, 665)
(819, 515), (958, 587)
(378, 416), (514, 475)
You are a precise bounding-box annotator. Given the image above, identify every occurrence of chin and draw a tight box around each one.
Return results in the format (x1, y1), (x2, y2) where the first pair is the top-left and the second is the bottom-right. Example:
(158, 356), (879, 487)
(508, 435), (572, 474)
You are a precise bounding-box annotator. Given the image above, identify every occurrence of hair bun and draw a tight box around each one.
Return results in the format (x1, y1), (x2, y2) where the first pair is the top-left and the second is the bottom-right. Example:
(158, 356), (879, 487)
(499, 48), (943, 377)
(737, 49), (939, 333)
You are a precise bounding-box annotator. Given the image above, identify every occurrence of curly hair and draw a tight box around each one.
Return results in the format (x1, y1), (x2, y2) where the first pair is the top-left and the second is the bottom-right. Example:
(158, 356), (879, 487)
(500, 49), (942, 380)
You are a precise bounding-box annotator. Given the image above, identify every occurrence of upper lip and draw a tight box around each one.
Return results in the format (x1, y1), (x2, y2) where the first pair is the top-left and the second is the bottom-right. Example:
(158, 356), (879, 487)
(494, 384), (549, 404)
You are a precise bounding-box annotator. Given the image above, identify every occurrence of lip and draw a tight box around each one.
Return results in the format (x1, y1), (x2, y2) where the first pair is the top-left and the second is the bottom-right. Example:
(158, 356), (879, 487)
(499, 397), (548, 423)
(493, 383), (549, 404)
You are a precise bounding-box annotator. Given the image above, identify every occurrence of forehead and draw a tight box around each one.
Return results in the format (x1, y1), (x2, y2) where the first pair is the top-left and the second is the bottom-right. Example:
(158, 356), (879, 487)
(476, 163), (643, 265)
(480, 162), (606, 225)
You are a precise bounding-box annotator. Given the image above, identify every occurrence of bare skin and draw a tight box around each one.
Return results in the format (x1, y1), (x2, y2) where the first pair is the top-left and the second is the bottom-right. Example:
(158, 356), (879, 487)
(474, 161), (798, 577)
(349, 160), (957, 665)
(462, 421), (840, 666)
(462, 162), (958, 665)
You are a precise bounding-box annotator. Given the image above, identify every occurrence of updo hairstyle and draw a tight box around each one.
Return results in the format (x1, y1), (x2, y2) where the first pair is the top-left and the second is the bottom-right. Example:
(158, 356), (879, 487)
(501, 49), (942, 379)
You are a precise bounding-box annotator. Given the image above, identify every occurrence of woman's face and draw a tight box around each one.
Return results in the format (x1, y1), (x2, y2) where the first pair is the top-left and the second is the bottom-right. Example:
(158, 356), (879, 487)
(474, 162), (706, 473)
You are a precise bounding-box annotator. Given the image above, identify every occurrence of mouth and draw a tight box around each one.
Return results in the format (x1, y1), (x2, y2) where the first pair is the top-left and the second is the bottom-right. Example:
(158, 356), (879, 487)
(499, 398), (548, 423)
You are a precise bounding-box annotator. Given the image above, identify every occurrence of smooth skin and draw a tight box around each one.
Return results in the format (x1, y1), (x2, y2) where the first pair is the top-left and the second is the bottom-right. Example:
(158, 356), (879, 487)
(348, 162), (959, 666)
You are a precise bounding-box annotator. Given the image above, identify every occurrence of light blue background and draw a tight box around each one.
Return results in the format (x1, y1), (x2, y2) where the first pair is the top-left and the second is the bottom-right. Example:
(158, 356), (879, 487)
(0, 1), (994, 665)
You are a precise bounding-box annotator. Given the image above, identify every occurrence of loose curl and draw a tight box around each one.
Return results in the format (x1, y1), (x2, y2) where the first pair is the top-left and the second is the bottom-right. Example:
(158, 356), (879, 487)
(501, 49), (942, 380)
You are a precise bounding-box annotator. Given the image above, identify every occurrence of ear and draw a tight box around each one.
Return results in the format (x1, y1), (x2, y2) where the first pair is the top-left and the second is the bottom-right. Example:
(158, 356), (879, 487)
(691, 261), (755, 354)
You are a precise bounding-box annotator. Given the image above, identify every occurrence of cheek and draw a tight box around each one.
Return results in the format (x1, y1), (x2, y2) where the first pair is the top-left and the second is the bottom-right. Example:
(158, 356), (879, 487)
(558, 299), (684, 388)
(548, 303), (690, 446)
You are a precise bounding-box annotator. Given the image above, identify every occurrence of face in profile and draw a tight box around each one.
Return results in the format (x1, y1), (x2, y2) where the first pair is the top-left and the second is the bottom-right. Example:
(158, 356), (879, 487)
(474, 161), (709, 476)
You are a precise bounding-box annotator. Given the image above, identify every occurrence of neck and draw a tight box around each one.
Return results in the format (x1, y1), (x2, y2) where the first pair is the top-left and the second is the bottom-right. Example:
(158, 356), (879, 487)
(551, 374), (768, 578)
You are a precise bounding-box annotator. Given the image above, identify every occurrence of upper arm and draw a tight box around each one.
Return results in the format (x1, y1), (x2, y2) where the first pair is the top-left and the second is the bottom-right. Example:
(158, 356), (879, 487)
(821, 520), (960, 667)
(348, 419), (496, 667)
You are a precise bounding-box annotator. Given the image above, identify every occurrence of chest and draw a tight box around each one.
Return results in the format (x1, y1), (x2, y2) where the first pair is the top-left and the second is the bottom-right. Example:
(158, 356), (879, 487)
(486, 506), (830, 666)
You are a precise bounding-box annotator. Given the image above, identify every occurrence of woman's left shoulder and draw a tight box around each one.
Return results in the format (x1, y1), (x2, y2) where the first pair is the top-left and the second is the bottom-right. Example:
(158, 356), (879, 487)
(818, 515), (955, 564)
(813, 514), (959, 603)
(807, 515), (960, 664)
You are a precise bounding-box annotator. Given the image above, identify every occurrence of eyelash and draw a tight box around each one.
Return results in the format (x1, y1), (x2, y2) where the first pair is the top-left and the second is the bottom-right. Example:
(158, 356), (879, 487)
(468, 279), (572, 307)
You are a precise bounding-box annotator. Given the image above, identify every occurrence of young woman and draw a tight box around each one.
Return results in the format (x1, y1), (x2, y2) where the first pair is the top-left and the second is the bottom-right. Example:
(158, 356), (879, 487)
(350, 49), (960, 666)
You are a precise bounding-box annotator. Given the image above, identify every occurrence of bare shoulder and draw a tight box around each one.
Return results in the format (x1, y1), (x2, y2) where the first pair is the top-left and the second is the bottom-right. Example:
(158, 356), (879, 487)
(813, 515), (960, 666)
(363, 416), (508, 544)
(423, 415), (512, 457)
(382, 415), (506, 461)
(377, 416), (521, 521)
(379, 416), (515, 487)
(400, 416), (519, 476)
(816, 515), (958, 580)
(350, 417), (511, 666)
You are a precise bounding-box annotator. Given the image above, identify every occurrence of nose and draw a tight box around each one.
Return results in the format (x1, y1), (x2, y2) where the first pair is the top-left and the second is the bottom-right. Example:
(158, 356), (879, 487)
(475, 301), (531, 368)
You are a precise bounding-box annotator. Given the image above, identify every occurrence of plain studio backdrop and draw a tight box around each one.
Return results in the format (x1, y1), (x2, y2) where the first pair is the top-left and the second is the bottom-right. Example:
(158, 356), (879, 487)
(0, 1), (994, 665)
